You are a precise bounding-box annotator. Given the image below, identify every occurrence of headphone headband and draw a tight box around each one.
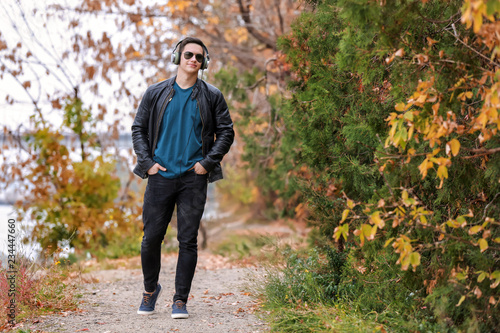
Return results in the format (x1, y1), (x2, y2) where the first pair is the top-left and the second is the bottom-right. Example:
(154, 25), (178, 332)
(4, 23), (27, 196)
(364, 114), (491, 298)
(171, 39), (210, 70)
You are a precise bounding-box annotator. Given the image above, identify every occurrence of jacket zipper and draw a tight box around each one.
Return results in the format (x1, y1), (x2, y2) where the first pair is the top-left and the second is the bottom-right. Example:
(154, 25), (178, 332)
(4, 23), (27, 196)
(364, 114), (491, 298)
(152, 90), (174, 153)
(196, 98), (205, 156)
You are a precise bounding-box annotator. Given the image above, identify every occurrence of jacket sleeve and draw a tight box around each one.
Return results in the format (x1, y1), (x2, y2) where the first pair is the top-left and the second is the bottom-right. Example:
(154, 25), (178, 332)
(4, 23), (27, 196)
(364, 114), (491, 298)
(131, 88), (157, 178)
(199, 91), (235, 172)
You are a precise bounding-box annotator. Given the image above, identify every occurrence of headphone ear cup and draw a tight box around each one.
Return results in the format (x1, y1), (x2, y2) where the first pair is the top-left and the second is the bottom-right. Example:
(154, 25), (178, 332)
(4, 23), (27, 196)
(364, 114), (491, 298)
(171, 52), (180, 65)
(202, 57), (209, 70)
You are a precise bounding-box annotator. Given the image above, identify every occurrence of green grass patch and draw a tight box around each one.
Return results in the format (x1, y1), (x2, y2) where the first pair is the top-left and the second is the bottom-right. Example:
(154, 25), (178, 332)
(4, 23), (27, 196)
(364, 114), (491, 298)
(258, 245), (456, 332)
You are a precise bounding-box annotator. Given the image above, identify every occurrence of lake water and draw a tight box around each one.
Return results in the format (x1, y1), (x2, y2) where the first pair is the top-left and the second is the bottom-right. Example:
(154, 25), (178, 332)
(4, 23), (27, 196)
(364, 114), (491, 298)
(0, 183), (220, 266)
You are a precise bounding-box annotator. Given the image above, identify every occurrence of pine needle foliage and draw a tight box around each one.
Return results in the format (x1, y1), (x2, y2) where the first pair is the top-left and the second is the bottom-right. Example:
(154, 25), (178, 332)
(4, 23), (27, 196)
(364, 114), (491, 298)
(257, 0), (500, 331)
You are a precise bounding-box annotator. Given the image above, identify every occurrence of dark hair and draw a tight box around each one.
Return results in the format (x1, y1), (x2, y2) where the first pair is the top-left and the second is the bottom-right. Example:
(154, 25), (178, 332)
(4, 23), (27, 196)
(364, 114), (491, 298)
(179, 37), (207, 56)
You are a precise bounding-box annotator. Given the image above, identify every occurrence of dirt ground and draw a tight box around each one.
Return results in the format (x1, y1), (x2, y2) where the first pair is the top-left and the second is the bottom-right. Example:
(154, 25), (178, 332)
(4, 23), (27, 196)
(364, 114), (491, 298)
(24, 252), (270, 333)
(19, 212), (308, 333)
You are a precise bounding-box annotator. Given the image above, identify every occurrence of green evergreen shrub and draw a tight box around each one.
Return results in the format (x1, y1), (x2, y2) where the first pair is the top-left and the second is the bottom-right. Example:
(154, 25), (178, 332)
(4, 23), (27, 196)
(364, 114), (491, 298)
(256, 0), (500, 331)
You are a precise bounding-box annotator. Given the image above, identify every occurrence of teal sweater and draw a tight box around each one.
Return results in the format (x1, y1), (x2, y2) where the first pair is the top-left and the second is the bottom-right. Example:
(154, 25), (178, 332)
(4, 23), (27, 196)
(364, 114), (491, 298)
(153, 82), (203, 178)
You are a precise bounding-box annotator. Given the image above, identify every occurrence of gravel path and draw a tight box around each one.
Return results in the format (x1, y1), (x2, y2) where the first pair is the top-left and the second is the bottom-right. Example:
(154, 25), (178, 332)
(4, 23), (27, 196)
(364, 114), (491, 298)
(27, 252), (269, 333)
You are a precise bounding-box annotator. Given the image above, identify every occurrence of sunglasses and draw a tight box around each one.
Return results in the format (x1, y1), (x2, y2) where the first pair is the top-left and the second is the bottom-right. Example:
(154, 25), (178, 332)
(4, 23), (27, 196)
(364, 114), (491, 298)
(183, 51), (204, 63)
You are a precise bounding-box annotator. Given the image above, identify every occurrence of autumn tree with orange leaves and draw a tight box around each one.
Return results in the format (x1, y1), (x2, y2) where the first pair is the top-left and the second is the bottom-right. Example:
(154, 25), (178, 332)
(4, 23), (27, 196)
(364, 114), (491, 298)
(0, 0), (302, 252)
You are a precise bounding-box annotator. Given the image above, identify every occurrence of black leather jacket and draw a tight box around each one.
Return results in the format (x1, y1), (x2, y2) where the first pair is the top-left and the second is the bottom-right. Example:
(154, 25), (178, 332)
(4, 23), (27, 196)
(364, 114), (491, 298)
(131, 77), (234, 183)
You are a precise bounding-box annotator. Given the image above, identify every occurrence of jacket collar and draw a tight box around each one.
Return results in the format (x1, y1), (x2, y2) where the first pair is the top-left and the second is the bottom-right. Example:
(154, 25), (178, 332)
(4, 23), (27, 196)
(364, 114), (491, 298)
(191, 78), (202, 99)
(169, 76), (201, 100)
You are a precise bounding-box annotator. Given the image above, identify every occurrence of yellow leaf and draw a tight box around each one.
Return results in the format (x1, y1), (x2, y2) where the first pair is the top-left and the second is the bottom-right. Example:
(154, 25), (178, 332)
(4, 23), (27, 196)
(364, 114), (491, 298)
(403, 111), (414, 121)
(447, 219), (461, 228)
(334, 224), (349, 241)
(355, 223), (374, 246)
(477, 271), (487, 283)
(447, 139), (460, 156)
(408, 125), (414, 141)
(437, 165), (448, 179)
(384, 237), (394, 248)
(478, 238), (488, 252)
(469, 225), (483, 235)
(395, 102), (406, 111)
(418, 158), (433, 179)
(402, 190), (409, 200)
(347, 199), (355, 209)
(333, 226), (341, 241)
(340, 224), (349, 240)
(409, 252), (421, 271)
(368, 225), (377, 240)
(370, 211), (385, 228)
(457, 216), (467, 227)
(354, 224), (370, 247)
(362, 223), (373, 237)
(473, 10), (483, 33)
(341, 209), (350, 222)
(491, 271), (500, 288)
(456, 295), (466, 307)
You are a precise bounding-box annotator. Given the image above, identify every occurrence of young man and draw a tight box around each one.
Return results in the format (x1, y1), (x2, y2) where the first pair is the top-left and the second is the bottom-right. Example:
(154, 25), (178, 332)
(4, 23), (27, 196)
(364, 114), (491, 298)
(131, 37), (234, 318)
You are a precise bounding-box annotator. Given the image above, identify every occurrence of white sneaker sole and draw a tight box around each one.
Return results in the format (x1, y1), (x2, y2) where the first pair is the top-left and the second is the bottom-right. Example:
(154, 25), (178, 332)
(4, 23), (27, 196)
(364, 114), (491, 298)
(137, 309), (155, 315)
(171, 313), (189, 319)
(137, 287), (163, 315)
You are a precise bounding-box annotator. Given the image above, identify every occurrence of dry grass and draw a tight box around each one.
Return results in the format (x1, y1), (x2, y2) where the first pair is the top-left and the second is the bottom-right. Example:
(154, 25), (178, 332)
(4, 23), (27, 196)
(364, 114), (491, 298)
(0, 256), (79, 331)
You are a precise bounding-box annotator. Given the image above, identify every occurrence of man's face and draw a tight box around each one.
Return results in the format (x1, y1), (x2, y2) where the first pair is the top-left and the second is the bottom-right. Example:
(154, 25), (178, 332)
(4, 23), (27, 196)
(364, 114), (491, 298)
(179, 43), (204, 74)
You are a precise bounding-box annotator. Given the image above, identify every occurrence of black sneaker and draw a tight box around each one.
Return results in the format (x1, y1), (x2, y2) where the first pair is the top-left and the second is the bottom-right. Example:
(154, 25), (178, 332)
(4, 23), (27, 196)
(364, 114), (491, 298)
(137, 284), (162, 315)
(171, 300), (189, 319)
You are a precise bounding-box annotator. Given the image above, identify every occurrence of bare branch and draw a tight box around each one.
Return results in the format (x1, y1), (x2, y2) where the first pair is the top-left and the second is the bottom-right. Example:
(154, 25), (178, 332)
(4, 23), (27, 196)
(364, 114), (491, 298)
(445, 29), (500, 68)
(481, 192), (500, 221)
(11, 0), (78, 89)
(237, 0), (276, 50)
(275, 0), (284, 35)
(462, 147), (500, 159)
(0, 58), (46, 126)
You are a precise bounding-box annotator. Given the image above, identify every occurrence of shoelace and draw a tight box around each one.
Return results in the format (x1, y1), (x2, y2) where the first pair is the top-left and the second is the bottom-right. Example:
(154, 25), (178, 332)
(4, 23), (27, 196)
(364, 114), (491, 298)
(143, 292), (154, 305)
(174, 301), (185, 308)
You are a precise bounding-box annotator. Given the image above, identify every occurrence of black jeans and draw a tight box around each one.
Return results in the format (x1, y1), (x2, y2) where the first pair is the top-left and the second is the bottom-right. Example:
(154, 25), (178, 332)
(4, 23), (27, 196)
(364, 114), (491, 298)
(141, 170), (208, 303)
